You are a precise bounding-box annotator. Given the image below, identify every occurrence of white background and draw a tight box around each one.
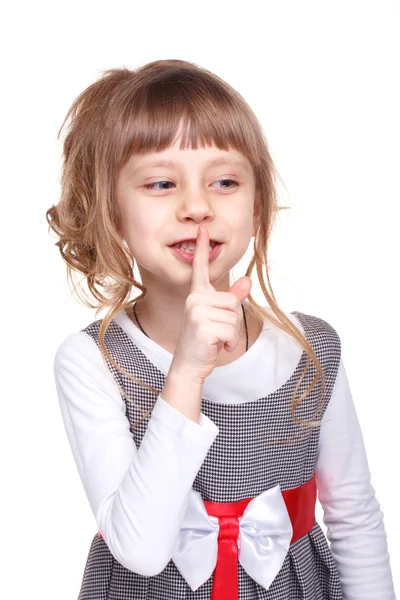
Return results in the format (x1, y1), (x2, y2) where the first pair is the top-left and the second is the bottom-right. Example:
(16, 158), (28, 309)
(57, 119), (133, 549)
(1, 0), (399, 598)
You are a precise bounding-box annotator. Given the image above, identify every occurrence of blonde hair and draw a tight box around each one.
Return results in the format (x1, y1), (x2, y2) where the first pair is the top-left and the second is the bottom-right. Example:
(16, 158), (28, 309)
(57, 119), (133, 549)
(46, 59), (328, 443)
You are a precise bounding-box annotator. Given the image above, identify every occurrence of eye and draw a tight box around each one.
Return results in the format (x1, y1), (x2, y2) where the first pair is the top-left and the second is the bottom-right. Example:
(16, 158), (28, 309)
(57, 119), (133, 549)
(213, 179), (238, 190)
(143, 181), (175, 191)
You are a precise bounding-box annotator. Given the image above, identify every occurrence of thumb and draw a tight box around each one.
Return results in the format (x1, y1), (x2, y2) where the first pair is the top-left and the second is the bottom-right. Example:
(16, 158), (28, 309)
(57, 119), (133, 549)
(228, 276), (252, 304)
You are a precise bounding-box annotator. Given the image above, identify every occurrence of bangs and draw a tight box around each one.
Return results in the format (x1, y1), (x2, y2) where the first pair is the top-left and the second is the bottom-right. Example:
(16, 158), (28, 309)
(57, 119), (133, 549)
(115, 67), (261, 170)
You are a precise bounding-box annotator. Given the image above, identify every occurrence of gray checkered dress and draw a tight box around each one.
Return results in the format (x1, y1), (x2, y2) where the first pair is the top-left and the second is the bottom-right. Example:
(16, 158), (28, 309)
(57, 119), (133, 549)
(77, 310), (344, 599)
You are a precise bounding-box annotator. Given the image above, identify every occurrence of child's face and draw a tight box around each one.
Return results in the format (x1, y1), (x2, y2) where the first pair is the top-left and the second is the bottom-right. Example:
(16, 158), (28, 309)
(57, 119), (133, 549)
(116, 137), (257, 293)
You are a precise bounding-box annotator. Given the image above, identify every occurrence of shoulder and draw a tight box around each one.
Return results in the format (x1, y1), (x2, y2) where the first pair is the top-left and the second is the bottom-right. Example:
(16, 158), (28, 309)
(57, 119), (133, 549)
(291, 310), (341, 345)
(53, 311), (121, 365)
(258, 305), (341, 343)
(53, 329), (125, 408)
(53, 328), (104, 376)
(289, 310), (342, 382)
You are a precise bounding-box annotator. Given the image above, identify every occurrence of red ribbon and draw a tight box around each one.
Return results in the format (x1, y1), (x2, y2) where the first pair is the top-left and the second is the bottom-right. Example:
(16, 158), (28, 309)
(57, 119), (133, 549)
(202, 475), (317, 600)
(97, 475), (317, 600)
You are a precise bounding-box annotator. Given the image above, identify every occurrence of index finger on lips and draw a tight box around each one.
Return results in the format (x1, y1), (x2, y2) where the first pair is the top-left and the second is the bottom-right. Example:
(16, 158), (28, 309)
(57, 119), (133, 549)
(190, 226), (211, 292)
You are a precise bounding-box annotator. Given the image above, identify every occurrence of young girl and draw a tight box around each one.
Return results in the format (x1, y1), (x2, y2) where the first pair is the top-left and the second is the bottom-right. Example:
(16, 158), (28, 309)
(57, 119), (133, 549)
(46, 59), (396, 600)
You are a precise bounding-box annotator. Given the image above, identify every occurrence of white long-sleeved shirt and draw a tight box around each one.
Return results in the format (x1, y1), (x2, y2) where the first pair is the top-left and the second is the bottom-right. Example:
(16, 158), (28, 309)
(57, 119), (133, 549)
(53, 305), (396, 599)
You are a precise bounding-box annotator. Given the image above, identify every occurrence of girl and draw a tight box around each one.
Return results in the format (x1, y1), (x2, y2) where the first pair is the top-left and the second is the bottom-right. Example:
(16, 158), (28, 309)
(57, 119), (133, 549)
(46, 59), (396, 599)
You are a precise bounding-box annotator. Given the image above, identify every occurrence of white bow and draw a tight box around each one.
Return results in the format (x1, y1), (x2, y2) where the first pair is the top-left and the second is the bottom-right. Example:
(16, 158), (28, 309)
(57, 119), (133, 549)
(171, 484), (293, 592)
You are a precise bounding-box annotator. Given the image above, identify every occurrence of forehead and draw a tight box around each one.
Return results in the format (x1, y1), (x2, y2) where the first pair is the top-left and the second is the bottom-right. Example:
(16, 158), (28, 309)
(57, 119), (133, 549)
(127, 139), (252, 174)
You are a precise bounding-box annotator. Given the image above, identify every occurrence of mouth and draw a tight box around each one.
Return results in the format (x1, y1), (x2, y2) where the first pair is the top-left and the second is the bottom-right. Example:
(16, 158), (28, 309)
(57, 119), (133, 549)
(168, 241), (223, 263)
(168, 239), (220, 249)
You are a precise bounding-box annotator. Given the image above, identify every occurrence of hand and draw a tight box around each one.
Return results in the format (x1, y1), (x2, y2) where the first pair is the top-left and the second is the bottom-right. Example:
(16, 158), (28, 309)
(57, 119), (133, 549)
(171, 225), (252, 383)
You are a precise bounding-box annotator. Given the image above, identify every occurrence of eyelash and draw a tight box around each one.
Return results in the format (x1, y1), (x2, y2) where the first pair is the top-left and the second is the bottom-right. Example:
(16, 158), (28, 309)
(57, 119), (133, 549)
(143, 179), (239, 191)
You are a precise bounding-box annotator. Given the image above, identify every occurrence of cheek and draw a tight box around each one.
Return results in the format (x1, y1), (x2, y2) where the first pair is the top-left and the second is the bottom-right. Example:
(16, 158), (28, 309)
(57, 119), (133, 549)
(231, 210), (254, 235)
(123, 214), (162, 260)
(122, 203), (150, 236)
(230, 215), (255, 254)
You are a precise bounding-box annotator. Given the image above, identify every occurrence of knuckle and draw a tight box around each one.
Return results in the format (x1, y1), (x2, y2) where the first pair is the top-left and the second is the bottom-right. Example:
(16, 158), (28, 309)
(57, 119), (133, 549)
(231, 312), (240, 327)
(230, 294), (241, 312)
(186, 293), (199, 311)
(236, 315), (241, 331)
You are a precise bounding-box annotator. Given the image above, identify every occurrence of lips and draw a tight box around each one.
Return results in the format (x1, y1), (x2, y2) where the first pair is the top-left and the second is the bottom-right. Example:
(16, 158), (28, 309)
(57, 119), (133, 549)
(169, 237), (221, 246)
(172, 240), (217, 249)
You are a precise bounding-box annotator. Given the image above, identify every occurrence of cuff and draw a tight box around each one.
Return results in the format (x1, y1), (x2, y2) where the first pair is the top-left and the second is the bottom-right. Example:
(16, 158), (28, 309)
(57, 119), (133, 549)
(151, 394), (220, 449)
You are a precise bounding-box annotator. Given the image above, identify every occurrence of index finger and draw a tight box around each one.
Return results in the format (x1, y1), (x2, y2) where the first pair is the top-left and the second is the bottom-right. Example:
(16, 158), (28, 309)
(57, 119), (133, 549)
(190, 225), (212, 293)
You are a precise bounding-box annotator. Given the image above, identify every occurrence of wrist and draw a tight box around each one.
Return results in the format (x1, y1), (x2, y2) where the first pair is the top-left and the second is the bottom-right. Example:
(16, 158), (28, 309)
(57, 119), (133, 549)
(169, 361), (205, 387)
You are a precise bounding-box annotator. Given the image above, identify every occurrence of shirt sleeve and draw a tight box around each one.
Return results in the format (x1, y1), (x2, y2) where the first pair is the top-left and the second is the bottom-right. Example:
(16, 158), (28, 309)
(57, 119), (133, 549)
(53, 331), (219, 576)
(316, 358), (396, 599)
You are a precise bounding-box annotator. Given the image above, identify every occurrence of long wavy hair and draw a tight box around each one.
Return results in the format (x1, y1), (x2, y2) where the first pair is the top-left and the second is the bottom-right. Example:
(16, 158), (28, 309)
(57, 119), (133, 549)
(46, 59), (328, 443)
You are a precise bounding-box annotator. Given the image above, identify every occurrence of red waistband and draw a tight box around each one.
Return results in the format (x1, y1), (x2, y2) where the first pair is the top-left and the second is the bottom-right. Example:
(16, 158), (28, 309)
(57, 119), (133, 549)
(97, 475), (317, 598)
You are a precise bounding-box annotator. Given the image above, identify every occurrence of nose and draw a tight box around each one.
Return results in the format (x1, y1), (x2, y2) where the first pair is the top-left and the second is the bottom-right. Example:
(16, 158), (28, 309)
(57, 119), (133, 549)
(175, 188), (215, 224)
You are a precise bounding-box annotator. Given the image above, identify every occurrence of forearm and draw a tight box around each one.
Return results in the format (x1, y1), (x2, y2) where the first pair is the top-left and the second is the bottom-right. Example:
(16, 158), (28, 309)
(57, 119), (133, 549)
(101, 394), (218, 575)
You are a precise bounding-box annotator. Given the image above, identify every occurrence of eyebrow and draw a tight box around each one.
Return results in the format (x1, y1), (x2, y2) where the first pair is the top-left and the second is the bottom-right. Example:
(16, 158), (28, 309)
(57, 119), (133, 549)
(132, 157), (250, 174)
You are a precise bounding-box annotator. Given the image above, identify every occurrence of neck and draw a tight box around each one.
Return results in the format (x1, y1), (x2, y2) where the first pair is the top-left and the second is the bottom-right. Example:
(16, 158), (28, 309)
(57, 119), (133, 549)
(131, 292), (249, 349)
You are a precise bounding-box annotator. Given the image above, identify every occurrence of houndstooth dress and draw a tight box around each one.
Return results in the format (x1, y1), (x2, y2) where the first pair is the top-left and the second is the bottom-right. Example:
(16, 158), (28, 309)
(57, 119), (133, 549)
(77, 310), (344, 599)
